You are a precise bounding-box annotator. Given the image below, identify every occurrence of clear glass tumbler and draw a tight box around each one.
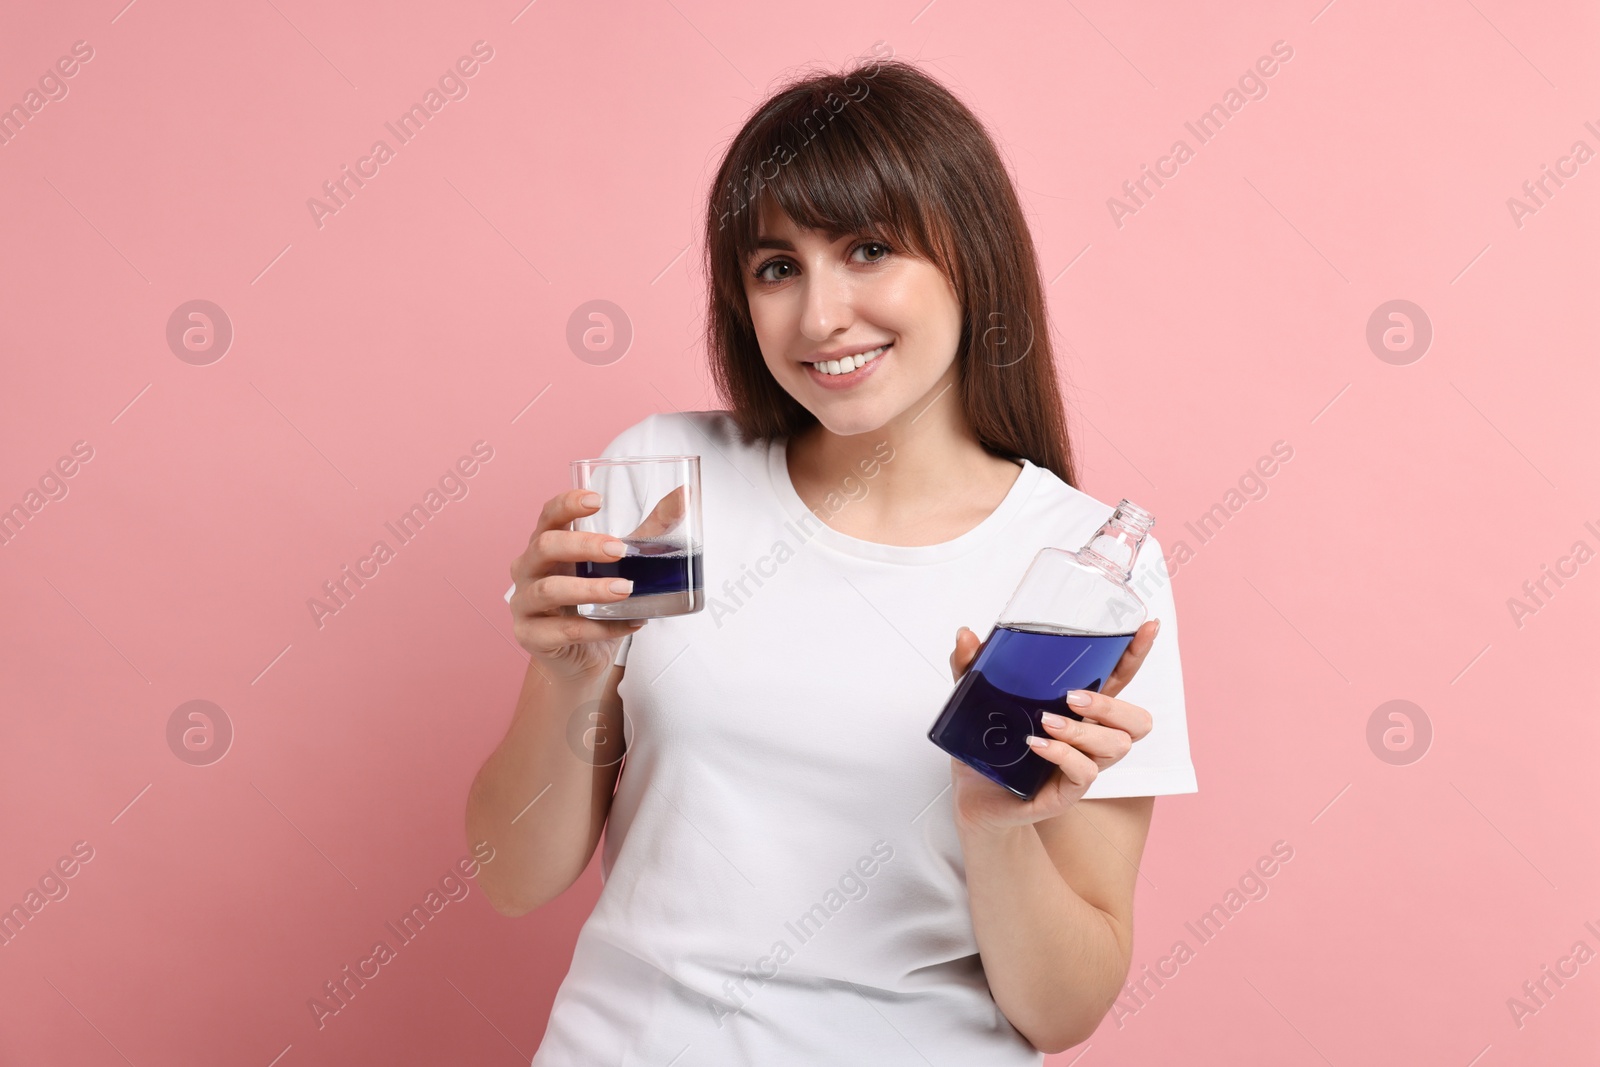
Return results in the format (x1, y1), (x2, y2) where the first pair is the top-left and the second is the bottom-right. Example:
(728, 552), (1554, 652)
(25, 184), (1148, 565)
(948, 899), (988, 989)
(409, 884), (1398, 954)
(571, 455), (704, 619)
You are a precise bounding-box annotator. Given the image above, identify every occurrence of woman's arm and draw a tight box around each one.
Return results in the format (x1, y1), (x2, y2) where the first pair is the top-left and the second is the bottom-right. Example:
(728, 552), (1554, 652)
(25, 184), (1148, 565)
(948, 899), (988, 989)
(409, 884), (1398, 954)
(945, 621), (1163, 1052)
(957, 797), (1153, 1053)
(468, 487), (644, 916)
(466, 658), (628, 916)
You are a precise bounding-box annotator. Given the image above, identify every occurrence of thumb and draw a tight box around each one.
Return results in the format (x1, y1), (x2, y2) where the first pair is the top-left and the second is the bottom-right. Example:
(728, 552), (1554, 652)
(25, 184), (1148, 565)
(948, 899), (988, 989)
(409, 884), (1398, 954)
(949, 626), (982, 681)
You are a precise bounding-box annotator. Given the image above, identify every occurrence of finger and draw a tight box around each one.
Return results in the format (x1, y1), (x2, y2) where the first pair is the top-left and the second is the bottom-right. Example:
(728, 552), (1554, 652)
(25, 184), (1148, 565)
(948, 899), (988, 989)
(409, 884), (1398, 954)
(1036, 710), (1136, 763)
(515, 490), (612, 588)
(948, 626), (984, 681)
(1103, 618), (1160, 698)
(535, 487), (606, 540)
(519, 574), (637, 616)
(1022, 730), (1102, 789)
(628, 485), (688, 541)
(1058, 690), (1153, 743)
(529, 527), (630, 569)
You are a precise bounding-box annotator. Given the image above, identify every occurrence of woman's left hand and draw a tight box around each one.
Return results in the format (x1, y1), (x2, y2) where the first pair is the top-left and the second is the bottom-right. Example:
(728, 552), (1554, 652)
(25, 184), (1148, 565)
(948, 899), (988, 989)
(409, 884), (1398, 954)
(947, 620), (1160, 834)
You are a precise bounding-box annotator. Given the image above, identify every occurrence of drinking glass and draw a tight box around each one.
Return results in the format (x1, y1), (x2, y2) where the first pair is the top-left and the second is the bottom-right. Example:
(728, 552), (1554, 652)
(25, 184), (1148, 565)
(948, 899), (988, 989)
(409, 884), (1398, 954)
(571, 455), (704, 619)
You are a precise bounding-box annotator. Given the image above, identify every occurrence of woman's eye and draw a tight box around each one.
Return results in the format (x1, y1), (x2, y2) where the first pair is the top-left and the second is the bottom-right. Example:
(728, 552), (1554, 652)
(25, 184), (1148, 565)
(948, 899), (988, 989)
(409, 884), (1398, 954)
(752, 242), (889, 282)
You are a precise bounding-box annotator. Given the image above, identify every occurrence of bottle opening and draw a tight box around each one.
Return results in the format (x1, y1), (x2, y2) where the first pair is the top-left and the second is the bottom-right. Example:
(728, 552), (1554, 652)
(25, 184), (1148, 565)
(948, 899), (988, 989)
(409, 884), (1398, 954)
(1113, 499), (1154, 530)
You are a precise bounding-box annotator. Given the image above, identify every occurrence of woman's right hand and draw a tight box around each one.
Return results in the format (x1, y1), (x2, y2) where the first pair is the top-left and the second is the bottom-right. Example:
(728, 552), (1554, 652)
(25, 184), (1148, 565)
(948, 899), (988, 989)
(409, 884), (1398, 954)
(509, 489), (646, 681)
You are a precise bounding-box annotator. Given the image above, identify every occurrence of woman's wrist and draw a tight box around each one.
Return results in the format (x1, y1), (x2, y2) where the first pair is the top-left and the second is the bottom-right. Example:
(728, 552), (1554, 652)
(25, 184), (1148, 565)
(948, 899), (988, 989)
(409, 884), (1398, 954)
(954, 811), (1034, 849)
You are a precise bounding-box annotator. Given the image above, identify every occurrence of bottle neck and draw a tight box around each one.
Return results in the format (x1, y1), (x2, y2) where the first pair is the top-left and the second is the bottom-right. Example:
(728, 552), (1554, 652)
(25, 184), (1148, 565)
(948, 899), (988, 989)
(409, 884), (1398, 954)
(1078, 501), (1153, 581)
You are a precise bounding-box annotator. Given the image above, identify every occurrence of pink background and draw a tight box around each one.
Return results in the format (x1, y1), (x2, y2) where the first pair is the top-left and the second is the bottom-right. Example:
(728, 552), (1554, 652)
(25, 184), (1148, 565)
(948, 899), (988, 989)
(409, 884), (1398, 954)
(2, 1), (1596, 1063)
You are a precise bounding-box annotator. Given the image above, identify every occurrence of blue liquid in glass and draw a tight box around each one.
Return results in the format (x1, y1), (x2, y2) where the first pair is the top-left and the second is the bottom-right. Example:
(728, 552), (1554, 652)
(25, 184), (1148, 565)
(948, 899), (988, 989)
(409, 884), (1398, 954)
(576, 538), (703, 597)
(928, 623), (1135, 799)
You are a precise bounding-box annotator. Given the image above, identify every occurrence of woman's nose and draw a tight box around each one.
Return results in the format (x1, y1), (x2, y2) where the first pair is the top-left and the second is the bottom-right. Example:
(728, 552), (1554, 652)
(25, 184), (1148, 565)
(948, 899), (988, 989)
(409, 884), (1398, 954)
(798, 268), (853, 341)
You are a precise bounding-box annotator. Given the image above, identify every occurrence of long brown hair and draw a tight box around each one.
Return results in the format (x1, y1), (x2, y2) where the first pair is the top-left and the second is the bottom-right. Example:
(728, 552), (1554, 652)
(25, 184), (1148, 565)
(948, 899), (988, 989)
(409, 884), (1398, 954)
(702, 55), (1079, 488)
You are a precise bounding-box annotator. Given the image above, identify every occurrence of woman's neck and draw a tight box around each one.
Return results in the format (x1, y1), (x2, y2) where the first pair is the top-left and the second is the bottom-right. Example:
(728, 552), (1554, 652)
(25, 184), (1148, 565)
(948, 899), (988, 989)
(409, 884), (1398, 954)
(785, 375), (1023, 546)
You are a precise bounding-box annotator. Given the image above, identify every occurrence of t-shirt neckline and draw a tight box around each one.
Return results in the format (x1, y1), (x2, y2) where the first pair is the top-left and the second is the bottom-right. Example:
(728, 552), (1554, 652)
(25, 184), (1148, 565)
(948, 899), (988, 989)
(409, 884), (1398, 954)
(765, 435), (1043, 565)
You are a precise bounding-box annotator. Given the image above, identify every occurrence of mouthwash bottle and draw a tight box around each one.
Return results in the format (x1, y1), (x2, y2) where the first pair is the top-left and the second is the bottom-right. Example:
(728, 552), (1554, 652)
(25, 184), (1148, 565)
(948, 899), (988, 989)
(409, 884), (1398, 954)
(928, 500), (1154, 799)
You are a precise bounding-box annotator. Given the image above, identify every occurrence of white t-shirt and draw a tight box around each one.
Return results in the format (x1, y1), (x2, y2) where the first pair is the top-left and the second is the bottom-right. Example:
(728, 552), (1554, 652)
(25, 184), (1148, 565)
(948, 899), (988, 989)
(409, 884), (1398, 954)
(507, 410), (1197, 1065)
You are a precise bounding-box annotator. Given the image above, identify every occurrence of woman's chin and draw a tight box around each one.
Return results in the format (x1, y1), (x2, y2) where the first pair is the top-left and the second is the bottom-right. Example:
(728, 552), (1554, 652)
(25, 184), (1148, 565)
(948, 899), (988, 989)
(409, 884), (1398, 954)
(806, 406), (901, 440)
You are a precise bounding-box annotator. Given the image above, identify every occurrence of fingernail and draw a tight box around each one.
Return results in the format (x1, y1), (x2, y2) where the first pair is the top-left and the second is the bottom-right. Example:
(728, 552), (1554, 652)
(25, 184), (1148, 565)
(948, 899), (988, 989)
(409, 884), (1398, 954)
(1025, 735), (1049, 750)
(1153, 619), (1162, 637)
(580, 491), (602, 508)
(609, 579), (633, 595)
(603, 539), (628, 556)
(1040, 711), (1066, 728)
(1066, 691), (1091, 707)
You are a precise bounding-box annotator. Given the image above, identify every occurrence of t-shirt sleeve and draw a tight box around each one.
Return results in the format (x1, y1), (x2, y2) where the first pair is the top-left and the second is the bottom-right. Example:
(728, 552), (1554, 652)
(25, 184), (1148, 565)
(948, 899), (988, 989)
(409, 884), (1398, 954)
(1080, 533), (1199, 798)
(503, 413), (662, 670)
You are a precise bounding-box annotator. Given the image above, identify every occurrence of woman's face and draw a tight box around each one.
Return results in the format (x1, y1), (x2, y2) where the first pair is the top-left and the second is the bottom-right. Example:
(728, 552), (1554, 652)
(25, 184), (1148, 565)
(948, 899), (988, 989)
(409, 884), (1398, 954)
(742, 202), (963, 438)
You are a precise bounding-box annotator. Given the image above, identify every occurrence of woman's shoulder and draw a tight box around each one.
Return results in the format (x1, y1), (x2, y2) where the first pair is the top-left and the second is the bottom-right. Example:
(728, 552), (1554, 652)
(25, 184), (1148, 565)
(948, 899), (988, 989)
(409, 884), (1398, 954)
(1024, 461), (1103, 516)
(1023, 463), (1167, 556)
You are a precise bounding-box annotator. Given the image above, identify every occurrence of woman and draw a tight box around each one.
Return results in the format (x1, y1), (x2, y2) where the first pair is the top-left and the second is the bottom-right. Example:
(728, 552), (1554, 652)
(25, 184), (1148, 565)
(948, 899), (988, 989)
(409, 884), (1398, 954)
(472, 55), (1197, 1063)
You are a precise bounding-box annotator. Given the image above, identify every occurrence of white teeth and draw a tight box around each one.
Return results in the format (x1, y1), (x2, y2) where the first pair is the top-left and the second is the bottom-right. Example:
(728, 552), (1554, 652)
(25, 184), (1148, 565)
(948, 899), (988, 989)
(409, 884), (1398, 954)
(811, 344), (889, 375)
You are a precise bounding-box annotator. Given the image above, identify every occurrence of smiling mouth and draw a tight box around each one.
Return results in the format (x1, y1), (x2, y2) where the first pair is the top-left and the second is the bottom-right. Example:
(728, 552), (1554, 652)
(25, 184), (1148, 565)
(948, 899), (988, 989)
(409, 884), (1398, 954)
(804, 343), (891, 376)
